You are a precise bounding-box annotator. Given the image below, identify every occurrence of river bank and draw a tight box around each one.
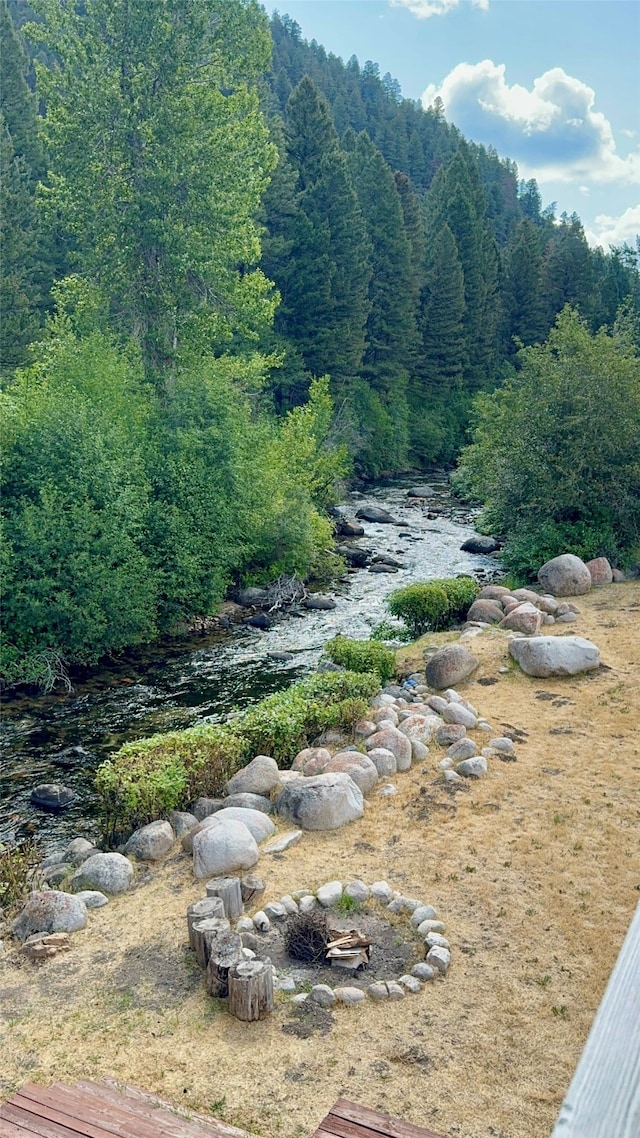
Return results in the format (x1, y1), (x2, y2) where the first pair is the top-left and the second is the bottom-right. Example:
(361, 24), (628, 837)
(0, 477), (498, 850)
(1, 581), (638, 1138)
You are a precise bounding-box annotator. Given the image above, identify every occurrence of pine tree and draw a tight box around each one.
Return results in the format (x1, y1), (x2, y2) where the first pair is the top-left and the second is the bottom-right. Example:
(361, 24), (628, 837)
(503, 218), (548, 350)
(0, 113), (40, 367)
(540, 213), (595, 327)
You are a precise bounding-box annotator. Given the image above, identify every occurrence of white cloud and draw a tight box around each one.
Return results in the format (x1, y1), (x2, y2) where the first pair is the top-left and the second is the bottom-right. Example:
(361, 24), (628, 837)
(390, 0), (488, 19)
(585, 204), (640, 250)
(422, 61), (640, 185)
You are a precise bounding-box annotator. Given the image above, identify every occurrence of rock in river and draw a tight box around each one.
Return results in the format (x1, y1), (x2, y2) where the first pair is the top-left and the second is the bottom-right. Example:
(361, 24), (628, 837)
(30, 783), (77, 811)
(355, 506), (398, 524)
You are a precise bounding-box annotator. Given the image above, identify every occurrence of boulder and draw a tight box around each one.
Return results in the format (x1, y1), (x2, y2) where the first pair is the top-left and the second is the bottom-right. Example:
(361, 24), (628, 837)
(425, 645), (478, 690)
(365, 725), (412, 772)
(70, 852), (134, 895)
(509, 635), (600, 677)
(321, 752), (379, 795)
(441, 703), (477, 729)
(335, 519), (365, 538)
(292, 747), (332, 776)
(211, 808), (275, 843)
(460, 535), (500, 554)
(477, 585), (511, 600)
(167, 810), (199, 838)
(275, 772), (364, 831)
(585, 557), (613, 587)
(456, 756), (488, 778)
(192, 819), (259, 880)
(355, 506), (398, 524)
(237, 587), (268, 608)
(223, 793), (273, 814)
(435, 724), (466, 746)
(247, 613), (272, 630)
(397, 713), (442, 744)
(11, 892), (88, 941)
(367, 747), (397, 778)
(537, 554), (592, 597)
(303, 595), (337, 611)
(124, 820), (175, 861)
(225, 755), (280, 798)
(500, 602), (543, 636)
(74, 890), (109, 909)
(191, 797), (224, 820)
(466, 598), (504, 624)
(337, 543), (371, 568)
(407, 485), (434, 498)
(64, 838), (96, 866)
(30, 783), (77, 811)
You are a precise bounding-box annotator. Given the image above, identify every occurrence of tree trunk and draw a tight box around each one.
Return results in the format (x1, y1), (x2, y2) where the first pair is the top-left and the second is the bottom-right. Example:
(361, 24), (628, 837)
(205, 876), (243, 919)
(187, 896), (225, 951)
(191, 916), (230, 971)
(228, 959), (275, 1021)
(205, 931), (244, 998)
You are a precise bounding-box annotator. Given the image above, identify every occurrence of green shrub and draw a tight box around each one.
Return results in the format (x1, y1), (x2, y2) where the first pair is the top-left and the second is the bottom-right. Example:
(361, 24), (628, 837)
(95, 724), (248, 844)
(0, 838), (41, 914)
(229, 670), (380, 765)
(96, 670), (380, 839)
(387, 577), (479, 637)
(324, 636), (396, 683)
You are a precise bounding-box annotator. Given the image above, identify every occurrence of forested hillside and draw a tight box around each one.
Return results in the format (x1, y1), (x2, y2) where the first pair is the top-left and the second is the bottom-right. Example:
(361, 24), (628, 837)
(1, 0), (639, 688)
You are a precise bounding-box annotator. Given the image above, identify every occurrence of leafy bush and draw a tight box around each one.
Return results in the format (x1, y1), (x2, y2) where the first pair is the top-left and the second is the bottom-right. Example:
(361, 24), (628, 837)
(95, 724), (248, 844)
(229, 670), (380, 764)
(96, 670), (380, 839)
(324, 636), (396, 683)
(0, 839), (40, 914)
(455, 307), (640, 577)
(388, 577), (479, 637)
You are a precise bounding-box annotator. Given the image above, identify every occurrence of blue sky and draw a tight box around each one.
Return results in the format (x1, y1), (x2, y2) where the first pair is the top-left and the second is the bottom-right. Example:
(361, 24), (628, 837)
(262, 1), (640, 250)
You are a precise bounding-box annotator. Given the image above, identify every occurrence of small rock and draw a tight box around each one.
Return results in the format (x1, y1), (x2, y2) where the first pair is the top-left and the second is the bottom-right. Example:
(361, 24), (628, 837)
(398, 974), (422, 993)
(30, 784), (76, 811)
(73, 890), (109, 909)
(370, 881), (393, 904)
(456, 757), (488, 778)
(489, 737), (515, 755)
(425, 932), (450, 950)
(42, 863), (72, 885)
(435, 724), (466, 746)
(317, 880), (343, 908)
(304, 595), (337, 611)
(443, 770), (463, 783)
(335, 986), (366, 1006)
(426, 945), (451, 975)
(466, 598), (504, 624)
(167, 811), (198, 838)
(344, 880), (370, 903)
(417, 919), (446, 936)
(442, 704), (477, 729)
(438, 758), (454, 771)
(275, 975), (296, 993)
(378, 784), (397, 797)
(461, 535), (500, 554)
(412, 963), (436, 981)
(367, 981), (390, 1001)
(557, 611), (578, 623)
(264, 901), (287, 920)
(262, 830), (303, 855)
(426, 645), (479, 690)
(65, 838), (96, 866)
(192, 797), (225, 820)
(299, 895), (317, 914)
(446, 739), (477, 761)
(410, 905), (437, 927)
(310, 984), (336, 1007)
(386, 981), (405, 1000)
(290, 993), (308, 1006)
(365, 726), (412, 771)
(366, 747), (397, 778)
(411, 739), (429, 763)
(235, 916), (256, 933)
(279, 895), (298, 915)
(500, 602), (543, 636)
(253, 910), (271, 932)
(223, 793), (273, 814)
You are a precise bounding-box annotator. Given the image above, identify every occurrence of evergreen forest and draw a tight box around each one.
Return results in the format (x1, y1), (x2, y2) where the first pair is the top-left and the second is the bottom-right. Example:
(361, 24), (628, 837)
(2, 0), (639, 688)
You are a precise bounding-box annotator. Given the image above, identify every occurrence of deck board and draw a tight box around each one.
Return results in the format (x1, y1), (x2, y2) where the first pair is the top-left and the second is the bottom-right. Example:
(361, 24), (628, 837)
(314, 1098), (445, 1138)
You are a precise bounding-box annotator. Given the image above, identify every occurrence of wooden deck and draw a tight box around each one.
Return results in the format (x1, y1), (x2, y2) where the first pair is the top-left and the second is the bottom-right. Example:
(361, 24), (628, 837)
(313, 1097), (445, 1138)
(0, 1080), (258, 1138)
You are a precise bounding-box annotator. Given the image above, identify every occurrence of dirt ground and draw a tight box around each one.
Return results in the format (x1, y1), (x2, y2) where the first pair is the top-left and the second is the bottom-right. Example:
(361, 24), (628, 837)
(1, 581), (639, 1138)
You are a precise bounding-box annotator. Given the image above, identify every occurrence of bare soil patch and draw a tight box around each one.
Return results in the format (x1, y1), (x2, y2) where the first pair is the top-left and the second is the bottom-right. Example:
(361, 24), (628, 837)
(1, 581), (639, 1138)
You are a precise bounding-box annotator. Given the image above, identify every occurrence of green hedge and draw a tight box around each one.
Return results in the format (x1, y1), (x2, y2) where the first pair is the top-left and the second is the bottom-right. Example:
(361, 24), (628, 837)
(387, 576), (479, 637)
(324, 636), (396, 683)
(95, 670), (380, 841)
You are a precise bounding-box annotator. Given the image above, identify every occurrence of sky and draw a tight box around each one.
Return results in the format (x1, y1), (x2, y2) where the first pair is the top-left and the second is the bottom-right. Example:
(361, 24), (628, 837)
(262, 0), (640, 250)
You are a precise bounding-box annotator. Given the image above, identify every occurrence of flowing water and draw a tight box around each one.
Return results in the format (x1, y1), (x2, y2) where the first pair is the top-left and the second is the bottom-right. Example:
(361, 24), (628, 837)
(0, 477), (498, 852)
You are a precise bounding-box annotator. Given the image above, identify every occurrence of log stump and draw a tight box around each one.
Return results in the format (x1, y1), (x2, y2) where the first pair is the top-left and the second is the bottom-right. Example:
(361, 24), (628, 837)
(228, 959), (275, 1021)
(240, 874), (266, 906)
(205, 876), (243, 919)
(205, 931), (244, 998)
(191, 916), (230, 971)
(187, 896), (225, 951)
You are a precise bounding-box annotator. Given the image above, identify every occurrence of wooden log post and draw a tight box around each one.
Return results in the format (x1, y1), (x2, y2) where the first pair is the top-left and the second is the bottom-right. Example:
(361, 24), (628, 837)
(187, 896), (225, 951)
(205, 876), (243, 919)
(228, 959), (275, 1021)
(205, 931), (244, 998)
(191, 916), (230, 971)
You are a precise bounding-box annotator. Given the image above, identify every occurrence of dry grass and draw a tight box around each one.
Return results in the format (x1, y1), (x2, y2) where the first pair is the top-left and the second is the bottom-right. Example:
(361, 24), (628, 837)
(1, 581), (639, 1138)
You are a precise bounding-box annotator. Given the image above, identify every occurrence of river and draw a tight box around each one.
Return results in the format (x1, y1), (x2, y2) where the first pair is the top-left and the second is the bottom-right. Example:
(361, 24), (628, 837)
(0, 477), (498, 851)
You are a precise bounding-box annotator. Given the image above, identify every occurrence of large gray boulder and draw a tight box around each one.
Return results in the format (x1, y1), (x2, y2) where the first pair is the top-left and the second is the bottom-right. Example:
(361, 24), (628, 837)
(12, 891), (88, 941)
(210, 807), (275, 843)
(365, 725), (412, 771)
(509, 636), (600, 677)
(425, 645), (478, 690)
(192, 818), (259, 880)
(225, 754), (280, 798)
(70, 852), (134, 895)
(124, 819), (175, 861)
(275, 772), (364, 831)
(537, 554), (592, 597)
(355, 506), (397, 524)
